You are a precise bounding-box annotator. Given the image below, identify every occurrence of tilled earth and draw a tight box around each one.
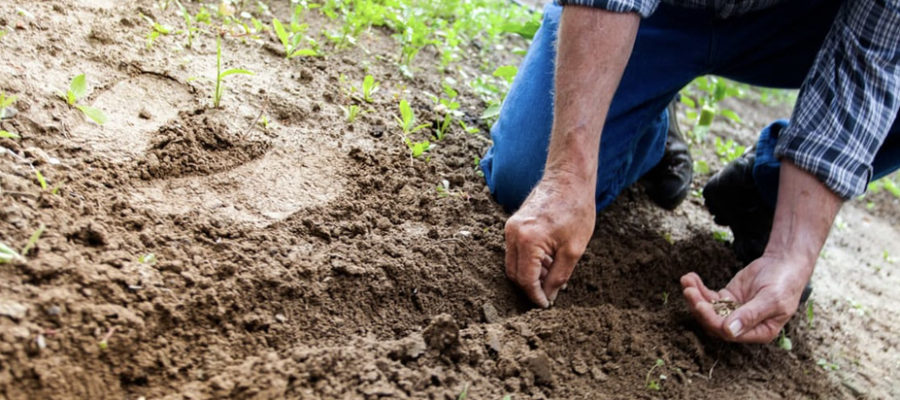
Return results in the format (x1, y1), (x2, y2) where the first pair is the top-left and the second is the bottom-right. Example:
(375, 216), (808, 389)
(1, 1), (897, 399)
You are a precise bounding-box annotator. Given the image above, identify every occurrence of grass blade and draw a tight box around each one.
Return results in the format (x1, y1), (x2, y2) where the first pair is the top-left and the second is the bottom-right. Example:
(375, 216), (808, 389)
(76, 105), (108, 125)
(220, 68), (254, 78)
(21, 224), (45, 257)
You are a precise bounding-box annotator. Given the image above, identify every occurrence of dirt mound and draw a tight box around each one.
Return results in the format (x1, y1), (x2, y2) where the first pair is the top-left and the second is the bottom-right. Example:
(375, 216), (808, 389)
(139, 110), (271, 179)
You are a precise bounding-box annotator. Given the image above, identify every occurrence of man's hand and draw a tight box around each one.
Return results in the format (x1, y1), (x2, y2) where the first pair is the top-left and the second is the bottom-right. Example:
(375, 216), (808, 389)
(682, 162), (842, 343)
(503, 6), (639, 308)
(681, 254), (812, 342)
(505, 173), (596, 307)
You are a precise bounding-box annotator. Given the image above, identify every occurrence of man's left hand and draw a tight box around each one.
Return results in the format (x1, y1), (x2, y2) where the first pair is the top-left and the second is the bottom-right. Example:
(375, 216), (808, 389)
(680, 253), (813, 343)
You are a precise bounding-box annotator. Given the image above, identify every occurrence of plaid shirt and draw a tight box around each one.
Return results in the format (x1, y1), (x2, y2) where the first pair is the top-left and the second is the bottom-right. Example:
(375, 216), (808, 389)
(558, 0), (900, 199)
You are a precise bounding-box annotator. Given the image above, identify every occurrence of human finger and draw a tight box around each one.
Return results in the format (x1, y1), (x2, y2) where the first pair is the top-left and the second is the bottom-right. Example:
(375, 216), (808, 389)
(682, 285), (724, 336)
(516, 246), (550, 308)
(680, 273), (720, 302)
(541, 245), (580, 305)
(722, 295), (784, 342)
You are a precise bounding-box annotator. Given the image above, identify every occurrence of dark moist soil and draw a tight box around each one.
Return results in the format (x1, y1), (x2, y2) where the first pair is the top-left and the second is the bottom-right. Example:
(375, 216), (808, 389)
(0, 1), (890, 399)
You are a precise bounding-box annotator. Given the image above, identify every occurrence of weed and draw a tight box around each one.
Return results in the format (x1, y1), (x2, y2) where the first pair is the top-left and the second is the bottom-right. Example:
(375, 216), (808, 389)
(272, 17), (317, 58)
(456, 383), (468, 400)
(213, 36), (254, 108)
(34, 169), (48, 190)
(177, 4), (211, 48)
(20, 224), (45, 257)
(645, 359), (665, 391)
(693, 160), (710, 175)
(0, 91), (17, 119)
(361, 75), (379, 103)
(59, 74), (107, 125)
(661, 291), (669, 305)
(679, 76), (744, 143)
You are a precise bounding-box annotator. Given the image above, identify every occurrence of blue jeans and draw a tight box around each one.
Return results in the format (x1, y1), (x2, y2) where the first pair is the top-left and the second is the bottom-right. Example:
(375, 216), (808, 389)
(481, 0), (900, 212)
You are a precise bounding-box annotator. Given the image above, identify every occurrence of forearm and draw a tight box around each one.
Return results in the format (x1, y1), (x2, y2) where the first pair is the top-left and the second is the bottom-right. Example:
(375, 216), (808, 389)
(545, 6), (639, 186)
(764, 162), (843, 273)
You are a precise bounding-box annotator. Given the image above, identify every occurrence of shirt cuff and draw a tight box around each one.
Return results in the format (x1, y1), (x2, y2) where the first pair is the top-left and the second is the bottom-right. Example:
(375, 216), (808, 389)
(774, 129), (873, 200)
(556, 0), (660, 18)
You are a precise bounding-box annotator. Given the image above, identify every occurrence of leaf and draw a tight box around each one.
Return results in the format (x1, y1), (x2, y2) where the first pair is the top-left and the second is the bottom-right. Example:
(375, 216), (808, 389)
(288, 48), (317, 58)
(76, 105), (108, 125)
(219, 68), (255, 78)
(21, 224), (45, 257)
(410, 123), (430, 134)
(0, 241), (22, 263)
(70, 74), (87, 101)
(399, 99), (414, 127)
(720, 109), (742, 123)
(679, 95), (696, 109)
(501, 20), (540, 39)
(480, 104), (501, 120)
(0, 130), (19, 139)
(273, 18), (289, 49)
(34, 169), (47, 190)
(492, 65), (518, 83)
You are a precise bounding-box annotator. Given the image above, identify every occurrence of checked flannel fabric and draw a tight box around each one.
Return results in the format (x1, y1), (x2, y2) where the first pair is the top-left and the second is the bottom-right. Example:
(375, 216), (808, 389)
(556, 0), (900, 199)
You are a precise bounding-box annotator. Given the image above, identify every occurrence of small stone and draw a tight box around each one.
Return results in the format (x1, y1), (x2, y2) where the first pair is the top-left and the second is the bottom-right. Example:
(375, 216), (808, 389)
(138, 109), (152, 120)
(45, 305), (61, 316)
(571, 358), (589, 375)
(524, 351), (554, 386)
(274, 313), (287, 323)
(36, 334), (46, 350)
(486, 330), (502, 353)
(591, 366), (609, 382)
(0, 299), (28, 320)
(482, 303), (501, 324)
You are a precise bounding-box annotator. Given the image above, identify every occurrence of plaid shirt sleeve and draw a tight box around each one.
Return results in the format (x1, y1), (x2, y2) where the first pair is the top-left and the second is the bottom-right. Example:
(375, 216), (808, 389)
(555, 0), (661, 18)
(775, 0), (900, 200)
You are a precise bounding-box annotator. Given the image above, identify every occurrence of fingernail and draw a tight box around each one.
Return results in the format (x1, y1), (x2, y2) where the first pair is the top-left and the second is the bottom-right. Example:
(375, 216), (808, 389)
(549, 290), (559, 303)
(561, 283), (568, 291)
(728, 320), (743, 337)
(548, 300), (554, 307)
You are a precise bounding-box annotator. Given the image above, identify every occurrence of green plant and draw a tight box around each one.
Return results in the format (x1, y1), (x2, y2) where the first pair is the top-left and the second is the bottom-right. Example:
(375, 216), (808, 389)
(806, 299), (814, 328)
(817, 358), (839, 371)
(0, 241), (23, 264)
(776, 330), (792, 351)
(139, 253), (157, 265)
(177, 4), (210, 48)
(712, 230), (731, 243)
(713, 137), (746, 164)
(342, 104), (361, 123)
(361, 75), (379, 103)
(59, 74), (107, 125)
(396, 99), (429, 135)
(272, 17), (317, 58)
(645, 359), (665, 391)
(20, 224), (45, 257)
(34, 169), (47, 190)
(0, 130), (19, 139)
(142, 14), (172, 48)
(456, 383), (468, 400)
(0, 91), (16, 119)
(679, 77), (744, 143)
(213, 36), (254, 108)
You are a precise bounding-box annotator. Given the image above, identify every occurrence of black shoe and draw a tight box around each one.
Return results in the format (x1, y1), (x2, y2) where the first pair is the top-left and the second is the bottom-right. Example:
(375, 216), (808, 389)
(641, 101), (694, 210)
(704, 150), (814, 303)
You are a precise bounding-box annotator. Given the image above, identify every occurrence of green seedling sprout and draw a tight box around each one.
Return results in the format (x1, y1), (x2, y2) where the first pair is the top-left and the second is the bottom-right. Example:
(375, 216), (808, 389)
(272, 18), (317, 59)
(776, 330), (792, 351)
(456, 383), (468, 400)
(0, 241), (23, 264)
(177, 4), (210, 48)
(396, 99), (429, 135)
(34, 168), (47, 190)
(0, 91), (17, 119)
(139, 253), (157, 265)
(714, 137), (746, 164)
(213, 36), (254, 108)
(342, 104), (361, 123)
(645, 359), (665, 391)
(362, 75), (379, 103)
(142, 14), (172, 48)
(20, 224), (45, 257)
(817, 358), (839, 371)
(806, 299), (814, 328)
(59, 74), (107, 125)
(0, 130), (19, 139)
(712, 230), (731, 243)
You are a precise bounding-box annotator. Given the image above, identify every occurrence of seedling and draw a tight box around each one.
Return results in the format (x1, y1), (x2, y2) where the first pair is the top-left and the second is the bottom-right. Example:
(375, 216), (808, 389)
(817, 359), (839, 371)
(213, 36), (254, 108)
(139, 253), (157, 265)
(806, 299), (814, 328)
(693, 160), (710, 175)
(396, 99), (429, 135)
(456, 383), (468, 400)
(776, 330), (792, 351)
(361, 75), (379, 103)
(341, 104), (361, 123)
(272, 18), (317, 58)
(34, 169), (48, 190)
(20, 224), (45, 257)
(177, 5), (211, 48)
(59, 74), (107, 125)
(141, 14), (172, 48)
(0, 130), (19, 139)
(712, 230), (731, 243)
(713, 137), (746, 164)
(645, 359), (665, 391)
(0, 241), (23, 264)
(0, 91), (16, 119)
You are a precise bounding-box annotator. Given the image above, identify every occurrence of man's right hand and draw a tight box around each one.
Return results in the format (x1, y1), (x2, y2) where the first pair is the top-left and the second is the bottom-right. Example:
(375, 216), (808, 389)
(504, 172), (596, 307)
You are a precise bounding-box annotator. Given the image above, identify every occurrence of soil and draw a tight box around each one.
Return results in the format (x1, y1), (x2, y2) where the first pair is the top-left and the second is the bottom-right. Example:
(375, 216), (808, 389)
(1, 1), (897, 399)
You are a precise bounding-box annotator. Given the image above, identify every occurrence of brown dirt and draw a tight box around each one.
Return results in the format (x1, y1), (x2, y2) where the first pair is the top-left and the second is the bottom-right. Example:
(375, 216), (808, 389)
(0, 1), (896, 399)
